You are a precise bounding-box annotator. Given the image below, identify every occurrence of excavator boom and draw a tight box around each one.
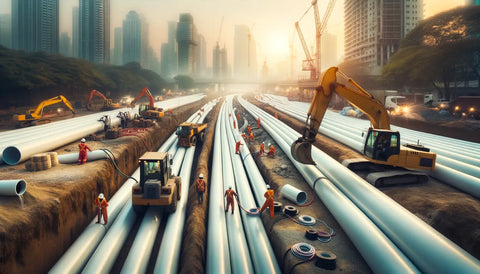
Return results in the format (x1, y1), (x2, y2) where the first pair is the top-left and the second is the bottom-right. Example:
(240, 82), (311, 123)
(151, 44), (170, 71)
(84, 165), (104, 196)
(13, 95), (75, 127)
(131, 87), (155, 108)
(291, 67), (436, 173)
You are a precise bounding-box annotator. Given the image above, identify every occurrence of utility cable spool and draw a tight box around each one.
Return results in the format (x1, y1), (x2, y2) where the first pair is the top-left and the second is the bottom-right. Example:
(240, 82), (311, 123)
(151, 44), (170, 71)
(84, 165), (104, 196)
(315, 251), (337, 270)
(283, 205), (298, 216)
(274, 201), (283, 212)
(291, 242), (316, 260)
(305, 229), (318, 240)
(298, 215), (316, 226)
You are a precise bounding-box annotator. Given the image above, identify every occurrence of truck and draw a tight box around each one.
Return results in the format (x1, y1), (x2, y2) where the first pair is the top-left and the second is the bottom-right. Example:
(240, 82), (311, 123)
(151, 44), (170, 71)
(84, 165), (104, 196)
(451, 96), (480, 119)
(175, 122), (207, 147)
(424, 93), (450, 110)
(131, 152), (181, 213)
(385, 95), (411, 114)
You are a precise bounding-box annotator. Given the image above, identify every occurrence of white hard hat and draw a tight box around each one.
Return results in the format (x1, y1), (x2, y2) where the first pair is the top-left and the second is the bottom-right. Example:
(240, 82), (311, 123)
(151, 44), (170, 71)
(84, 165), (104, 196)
(266, 184), (270, 189)
(81, 138), (86, 143)
(199, 173), (204, 179)
(99, 193), (104, 199)
(228, 186), (232, 189)
(268, 143), (271, 147)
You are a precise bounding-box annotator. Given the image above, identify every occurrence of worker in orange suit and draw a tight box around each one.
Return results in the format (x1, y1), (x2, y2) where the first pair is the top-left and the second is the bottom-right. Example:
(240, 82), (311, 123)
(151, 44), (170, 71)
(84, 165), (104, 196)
(235, 140), (243, 154)
(259, 185), (275, 218)
(78, 138), (92, 165)
(259, 142), (265, 156)
(95, 193), (109, 224)
(249, 132), (255, 141)
(247, 125), (252, 135)
(257, 117), (261, 128)
(241, 132), (248, 140)
(233, 120), (236, 129)
(224, 186), (238, 214)
(275, 113), (279, 119)
(267, 143), (276, 158)
(237, 113), (241, 120)
(196, 173), (206, 204)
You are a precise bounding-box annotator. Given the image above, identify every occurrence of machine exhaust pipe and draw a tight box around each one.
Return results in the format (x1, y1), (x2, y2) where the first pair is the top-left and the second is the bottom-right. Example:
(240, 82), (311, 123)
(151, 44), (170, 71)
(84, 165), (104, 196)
(291, 138), (315, 165)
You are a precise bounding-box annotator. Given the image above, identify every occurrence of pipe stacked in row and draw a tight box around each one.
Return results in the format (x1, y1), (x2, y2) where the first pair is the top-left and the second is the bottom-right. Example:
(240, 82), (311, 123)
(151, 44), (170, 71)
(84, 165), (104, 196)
(240, 96), (480, 273)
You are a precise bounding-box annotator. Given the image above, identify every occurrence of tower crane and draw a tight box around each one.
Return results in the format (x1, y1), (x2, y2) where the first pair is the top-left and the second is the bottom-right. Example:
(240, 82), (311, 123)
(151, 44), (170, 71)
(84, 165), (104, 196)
(295, 0), (336, 80)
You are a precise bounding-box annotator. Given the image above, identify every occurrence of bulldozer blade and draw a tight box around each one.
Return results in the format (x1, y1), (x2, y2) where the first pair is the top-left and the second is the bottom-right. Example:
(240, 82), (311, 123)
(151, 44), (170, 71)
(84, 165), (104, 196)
(291, 139), (315, 165)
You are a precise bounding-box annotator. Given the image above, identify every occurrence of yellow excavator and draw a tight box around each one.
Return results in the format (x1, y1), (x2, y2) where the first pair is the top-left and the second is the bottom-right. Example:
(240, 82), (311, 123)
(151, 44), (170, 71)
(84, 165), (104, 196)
(13, 95), (75, 128)
(291, 67), (436, 186)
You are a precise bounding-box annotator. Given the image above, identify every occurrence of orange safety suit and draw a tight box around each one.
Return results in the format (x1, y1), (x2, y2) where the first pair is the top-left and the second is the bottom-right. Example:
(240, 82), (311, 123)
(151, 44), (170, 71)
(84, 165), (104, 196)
(275, 113), (278, 119)
(95, 197), (109, 224)
(224, 188), (238, 214)
(78, 143), (92, 165)
(237, 114), (241, 120)
(249, 133), (255, 141)
(235, 141), (242, 154)
(267, 145), (276, 157)
(259, 143), (265, 156)
(233, 120), (236, 129)
(260, 189), (275, 218)
(241, 133), (247, 140)
(257, 117), (261, 128)
(247, 125), (252, 135)
(196, 178), (206, 204)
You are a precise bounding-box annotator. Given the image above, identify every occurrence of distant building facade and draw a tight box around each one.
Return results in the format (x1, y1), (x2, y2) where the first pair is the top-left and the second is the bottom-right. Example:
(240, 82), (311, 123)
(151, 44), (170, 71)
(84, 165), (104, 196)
(72, 7), (79, 57)
(59, 32), (71, 56)
(12, 0), (59, 53)
(344, 0), (423, 75)
(321, 32), (337, 69)
(234, 25), (257, 80)
(160, 21), (178, 79)
(0, 14), (11, 48)
(122, 10), (141, 64)
(177, 13), (197, 75)
(213, 43), (228, 80)
(79, 0), (110, 63)
(112, 27), (122, 65)
(196, 34), (207, 77)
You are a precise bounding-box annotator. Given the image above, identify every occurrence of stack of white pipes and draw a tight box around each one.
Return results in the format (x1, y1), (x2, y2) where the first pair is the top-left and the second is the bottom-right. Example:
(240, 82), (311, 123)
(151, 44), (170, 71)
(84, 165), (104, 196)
(240, 96), (480, 273)
(260, 94), (480, 198)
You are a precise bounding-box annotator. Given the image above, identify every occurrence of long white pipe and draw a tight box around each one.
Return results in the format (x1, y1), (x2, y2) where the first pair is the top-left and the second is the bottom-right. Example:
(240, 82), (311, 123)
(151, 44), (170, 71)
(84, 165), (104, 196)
(0, 179), (27, 196)
(206, 103), (231, 273)
(241, 97), (419, 273)
(220, 99), (254, 273)
(57, 150), (109, 164)
(242, 97), (480, 273)
(225, 97), (281, 273)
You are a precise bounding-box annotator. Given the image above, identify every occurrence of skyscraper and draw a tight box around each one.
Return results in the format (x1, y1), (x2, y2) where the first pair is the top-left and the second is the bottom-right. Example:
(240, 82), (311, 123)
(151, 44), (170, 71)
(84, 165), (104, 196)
(213, 43), (228, 80)
(160, 21), (178, 79)
(140, 14), (150, 69)
(113, 27), (122, 65)
(344, 0), (423, 75)
(79, 0), (110, 63)
(12, 0), (59, 53)
(122, 10), (141, 64)
(72, 7), (79, 57)
(0, 14), (11, 48)
(196, 34), (207, 77)
(59, 32), (71, 56)
(234, 25), (257, 80)
(177, 13), (197, 75)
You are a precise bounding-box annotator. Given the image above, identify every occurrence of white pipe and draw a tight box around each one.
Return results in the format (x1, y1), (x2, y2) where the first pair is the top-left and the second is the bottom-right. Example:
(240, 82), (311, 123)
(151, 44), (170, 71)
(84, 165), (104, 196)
(243, 97), (480, 273)
(280, 184), (307, 205)
(57, 150), (108, 164)
(0, 179), (27, 196)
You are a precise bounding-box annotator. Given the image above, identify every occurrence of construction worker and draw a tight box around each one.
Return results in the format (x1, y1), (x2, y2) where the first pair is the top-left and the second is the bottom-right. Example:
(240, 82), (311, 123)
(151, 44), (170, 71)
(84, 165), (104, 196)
(249, 132), (255, 141)
(169, 109), (173, 114)
(275, 113), (279, 119)
(241, 132), (248, 140)
(78, 138), (92, 165)
(233, 120), (236, 129)
(95, 193), (109, 224)
(259, 185), (275, 218)
(235, 140), (243, 154)
(247, 125), (252, 135)
(224, 186), (238, 214)
(257, 117), (261, 128)
(267, 143), (276, 158)
(237, 113), (241, 120)
(196, 174), (206, 204)
(259, 142), (265, 156)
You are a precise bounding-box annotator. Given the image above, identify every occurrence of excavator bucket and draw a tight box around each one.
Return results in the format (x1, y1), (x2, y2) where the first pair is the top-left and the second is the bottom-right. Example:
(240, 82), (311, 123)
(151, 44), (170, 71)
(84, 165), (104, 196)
(291, 139), (315, 165)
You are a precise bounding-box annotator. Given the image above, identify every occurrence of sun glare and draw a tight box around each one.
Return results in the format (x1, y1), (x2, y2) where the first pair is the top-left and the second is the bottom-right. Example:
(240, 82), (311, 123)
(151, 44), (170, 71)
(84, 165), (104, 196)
(266, 32), (290, 58)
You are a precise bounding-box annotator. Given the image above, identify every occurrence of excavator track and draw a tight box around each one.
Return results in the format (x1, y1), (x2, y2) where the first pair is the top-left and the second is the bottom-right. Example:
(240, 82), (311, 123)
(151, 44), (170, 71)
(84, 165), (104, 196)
(342, 158), (429, 187)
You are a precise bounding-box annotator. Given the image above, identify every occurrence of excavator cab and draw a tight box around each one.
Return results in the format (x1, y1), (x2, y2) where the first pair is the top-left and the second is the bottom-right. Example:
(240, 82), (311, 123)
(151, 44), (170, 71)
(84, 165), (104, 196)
(363, 128), (400, 162)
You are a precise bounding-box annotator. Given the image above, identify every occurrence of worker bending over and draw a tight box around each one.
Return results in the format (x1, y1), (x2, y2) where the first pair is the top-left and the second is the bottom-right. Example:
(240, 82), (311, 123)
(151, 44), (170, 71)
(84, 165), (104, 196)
(259, 185), (275, 218)
(259, 142), (265, 156)
(267, 144), (276, 158)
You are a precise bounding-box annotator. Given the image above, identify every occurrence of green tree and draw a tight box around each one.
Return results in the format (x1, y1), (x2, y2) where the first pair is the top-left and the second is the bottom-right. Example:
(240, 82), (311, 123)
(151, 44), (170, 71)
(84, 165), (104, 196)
(173, 75), (195, 89)
(382, 6), (480, 100)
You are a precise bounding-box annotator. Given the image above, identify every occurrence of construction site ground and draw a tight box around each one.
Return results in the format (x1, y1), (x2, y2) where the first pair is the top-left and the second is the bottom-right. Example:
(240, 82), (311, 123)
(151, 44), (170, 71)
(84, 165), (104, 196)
(0, 94), (479, 273)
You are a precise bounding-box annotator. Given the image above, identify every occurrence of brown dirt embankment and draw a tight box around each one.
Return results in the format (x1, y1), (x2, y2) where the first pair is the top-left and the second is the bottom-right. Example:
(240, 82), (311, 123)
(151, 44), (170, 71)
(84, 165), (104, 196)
(0, 98), (208, 274)
(179, 98), (223, 274)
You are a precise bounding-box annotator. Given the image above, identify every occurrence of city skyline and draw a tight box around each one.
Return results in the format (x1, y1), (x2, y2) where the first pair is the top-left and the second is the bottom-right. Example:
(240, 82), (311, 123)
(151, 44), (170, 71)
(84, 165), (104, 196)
(0, 0), (466, 76)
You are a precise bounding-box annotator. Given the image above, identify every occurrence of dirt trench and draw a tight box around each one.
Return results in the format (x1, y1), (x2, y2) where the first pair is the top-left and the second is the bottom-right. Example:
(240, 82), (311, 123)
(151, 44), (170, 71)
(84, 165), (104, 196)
(0, 98), (208, 274)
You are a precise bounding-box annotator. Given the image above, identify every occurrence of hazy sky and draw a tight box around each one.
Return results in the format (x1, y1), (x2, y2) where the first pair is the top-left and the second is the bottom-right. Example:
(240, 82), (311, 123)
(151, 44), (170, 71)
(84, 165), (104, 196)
(0, 0), (466, 72)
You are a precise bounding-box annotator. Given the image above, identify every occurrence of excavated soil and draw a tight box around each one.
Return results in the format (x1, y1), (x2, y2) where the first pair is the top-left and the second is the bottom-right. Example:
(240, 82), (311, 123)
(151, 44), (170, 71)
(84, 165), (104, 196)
(248, 96), (480, 266)
(0, 98), (209, 274)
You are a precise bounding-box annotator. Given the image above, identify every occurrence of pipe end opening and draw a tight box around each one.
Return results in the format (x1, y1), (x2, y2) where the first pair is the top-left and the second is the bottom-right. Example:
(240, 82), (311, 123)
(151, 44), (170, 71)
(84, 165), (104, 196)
(3, 146), (22, 165)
